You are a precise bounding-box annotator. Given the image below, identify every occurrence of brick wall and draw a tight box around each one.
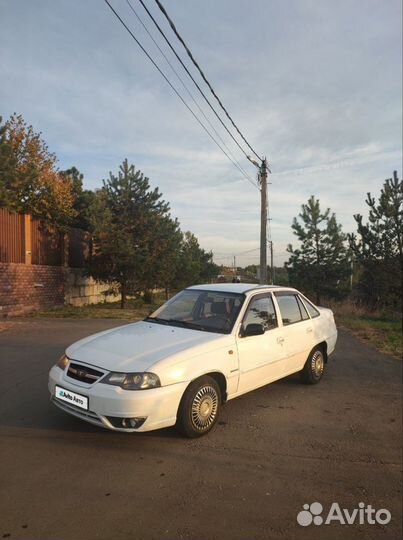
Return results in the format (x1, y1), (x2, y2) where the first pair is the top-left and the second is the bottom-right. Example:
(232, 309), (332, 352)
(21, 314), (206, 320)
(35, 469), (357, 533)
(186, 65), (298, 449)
(0, 262), (65, 317)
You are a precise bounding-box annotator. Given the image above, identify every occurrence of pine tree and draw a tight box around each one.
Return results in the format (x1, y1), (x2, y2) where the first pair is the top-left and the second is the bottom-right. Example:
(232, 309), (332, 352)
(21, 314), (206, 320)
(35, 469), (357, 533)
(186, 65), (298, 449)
(88, 159), (174, 308)
(349, 171), (402, 310)
(141, 214), (183, 301)
(60, 166), (95, 230)
(174, 232), (218, 290)
(286, 196), (349, 304)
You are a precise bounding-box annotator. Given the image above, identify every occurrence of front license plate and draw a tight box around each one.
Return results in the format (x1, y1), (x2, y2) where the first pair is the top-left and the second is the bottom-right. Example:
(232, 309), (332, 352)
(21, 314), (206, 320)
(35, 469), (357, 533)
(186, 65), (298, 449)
(55, 385), (88, 411)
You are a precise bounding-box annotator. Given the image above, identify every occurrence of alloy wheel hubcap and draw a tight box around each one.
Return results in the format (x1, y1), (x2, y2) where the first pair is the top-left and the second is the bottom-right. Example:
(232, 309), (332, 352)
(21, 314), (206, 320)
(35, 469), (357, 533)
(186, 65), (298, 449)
(311, 350), (324, 378)
(191, 385), (218, 431)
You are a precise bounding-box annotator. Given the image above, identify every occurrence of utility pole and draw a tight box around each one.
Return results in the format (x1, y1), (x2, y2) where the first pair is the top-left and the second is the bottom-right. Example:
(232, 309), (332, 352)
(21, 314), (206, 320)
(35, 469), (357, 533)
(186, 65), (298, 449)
(259, 159), (268, 284)
(269, 240), (274, 284)
(247, 156), (269, 285)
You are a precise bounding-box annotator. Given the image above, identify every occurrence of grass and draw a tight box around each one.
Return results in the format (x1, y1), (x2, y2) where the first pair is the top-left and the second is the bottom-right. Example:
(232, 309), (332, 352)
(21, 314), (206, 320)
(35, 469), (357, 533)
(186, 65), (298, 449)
(31, 296), (166, 321)
(323, 299), (402, 359)
(335, 314), (402, 359)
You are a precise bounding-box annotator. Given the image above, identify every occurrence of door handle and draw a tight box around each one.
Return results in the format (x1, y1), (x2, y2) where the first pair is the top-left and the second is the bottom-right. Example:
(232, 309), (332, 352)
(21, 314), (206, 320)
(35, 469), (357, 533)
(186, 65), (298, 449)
(277, 336), (285, 344)
(306, 328), (313, 333)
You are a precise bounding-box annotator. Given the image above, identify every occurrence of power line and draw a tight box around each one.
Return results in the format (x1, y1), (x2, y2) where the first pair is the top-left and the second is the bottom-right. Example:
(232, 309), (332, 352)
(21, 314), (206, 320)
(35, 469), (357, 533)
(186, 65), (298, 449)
(104, 0), (258, 189)
(153, 0), (262, 161)
(213, 243), (288, 261)
(125, 0), (257, 188)
(235, 247), (261, 255)
(137, 0), (257, 164)
(217, 242), (280, 258)
(215, 252), (289, 262)
(213, 247), (260, 260)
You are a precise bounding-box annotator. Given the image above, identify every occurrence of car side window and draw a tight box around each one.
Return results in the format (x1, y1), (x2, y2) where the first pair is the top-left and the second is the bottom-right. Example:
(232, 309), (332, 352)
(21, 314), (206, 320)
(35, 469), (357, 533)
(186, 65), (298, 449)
(275, 293), (305, 326)
(296, 295), (310, 320)
(302, 297), (320, 318)
(243, 295), (277, 331)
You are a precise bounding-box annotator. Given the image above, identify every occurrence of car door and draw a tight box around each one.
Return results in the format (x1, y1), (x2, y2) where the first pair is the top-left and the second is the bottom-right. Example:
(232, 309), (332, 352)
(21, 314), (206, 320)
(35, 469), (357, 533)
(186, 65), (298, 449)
(235, 293), (287, 394)
(273, 292), (315, 375)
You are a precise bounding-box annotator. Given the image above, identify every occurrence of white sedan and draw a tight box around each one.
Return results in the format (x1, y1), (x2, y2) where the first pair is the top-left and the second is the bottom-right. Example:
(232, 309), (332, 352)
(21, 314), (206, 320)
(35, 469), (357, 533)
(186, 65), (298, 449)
(48, 284), (337, 437)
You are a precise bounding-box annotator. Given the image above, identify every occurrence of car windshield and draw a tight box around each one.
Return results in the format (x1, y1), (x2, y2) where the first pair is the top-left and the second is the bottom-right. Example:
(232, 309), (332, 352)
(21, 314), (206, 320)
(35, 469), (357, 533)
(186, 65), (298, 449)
(146, 289), (245, 334)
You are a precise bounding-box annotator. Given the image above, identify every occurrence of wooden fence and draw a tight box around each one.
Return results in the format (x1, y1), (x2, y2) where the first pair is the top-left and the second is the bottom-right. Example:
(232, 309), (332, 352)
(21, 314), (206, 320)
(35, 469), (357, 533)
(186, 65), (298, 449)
(0, 207), (87, 267)
(0, 209), (25, 263)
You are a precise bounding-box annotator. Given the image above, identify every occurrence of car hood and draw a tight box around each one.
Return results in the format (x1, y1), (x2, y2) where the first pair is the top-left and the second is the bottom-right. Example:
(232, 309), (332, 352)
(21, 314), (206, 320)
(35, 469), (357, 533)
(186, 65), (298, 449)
(65, 321), (224, 373)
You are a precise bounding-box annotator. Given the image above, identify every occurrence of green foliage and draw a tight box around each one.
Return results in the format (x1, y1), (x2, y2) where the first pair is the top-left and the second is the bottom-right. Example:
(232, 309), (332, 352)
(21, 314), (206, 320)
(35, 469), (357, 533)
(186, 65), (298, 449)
(349, 171), (402, 311)
(141, 215), (183, 299)
(244, 264), (258, 277)
(336, 314), (402, 359)
(0, 113), (76, 227)
(0, 116), (12, 204)
(88, 159), (176, 307)
(60, 166), (95, 230)
(87, 160), (218, 307)
(286, 195), (349, 303)
(272, 266), (289, 286)
(174, 231), (218, 290)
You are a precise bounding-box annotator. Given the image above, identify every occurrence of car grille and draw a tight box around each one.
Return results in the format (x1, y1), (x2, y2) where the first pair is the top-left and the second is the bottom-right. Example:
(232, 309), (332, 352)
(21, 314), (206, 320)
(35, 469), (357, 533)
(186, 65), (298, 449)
(67, 362), (104, 384)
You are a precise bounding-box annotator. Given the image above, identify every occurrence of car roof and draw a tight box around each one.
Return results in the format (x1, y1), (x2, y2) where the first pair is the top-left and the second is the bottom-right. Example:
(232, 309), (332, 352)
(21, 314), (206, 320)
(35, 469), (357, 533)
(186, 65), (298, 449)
(186, 283), (296, 295)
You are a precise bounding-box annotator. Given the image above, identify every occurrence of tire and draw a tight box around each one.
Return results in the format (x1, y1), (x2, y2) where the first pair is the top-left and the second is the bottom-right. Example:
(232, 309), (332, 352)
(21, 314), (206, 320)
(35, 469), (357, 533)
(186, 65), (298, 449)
(176, 376), (221, 438)
(300, 346), (326, 385)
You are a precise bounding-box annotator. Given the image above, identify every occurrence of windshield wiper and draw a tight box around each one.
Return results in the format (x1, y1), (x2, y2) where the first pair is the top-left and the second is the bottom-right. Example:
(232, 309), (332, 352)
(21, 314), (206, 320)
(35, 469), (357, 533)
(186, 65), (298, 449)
(145, 318), (199, 330)
(144, 317), (225, 333)
(144, 317), (191, 327)
(169, 319), (192, 327)
(168, 320), (224, 333)
(144, 317), (171, 325)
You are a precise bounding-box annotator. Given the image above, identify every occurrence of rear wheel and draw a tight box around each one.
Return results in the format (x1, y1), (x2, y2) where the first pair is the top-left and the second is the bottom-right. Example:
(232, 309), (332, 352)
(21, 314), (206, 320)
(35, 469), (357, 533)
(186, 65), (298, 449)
(301, 347), (325, 384)
(176, 376), (221, 438)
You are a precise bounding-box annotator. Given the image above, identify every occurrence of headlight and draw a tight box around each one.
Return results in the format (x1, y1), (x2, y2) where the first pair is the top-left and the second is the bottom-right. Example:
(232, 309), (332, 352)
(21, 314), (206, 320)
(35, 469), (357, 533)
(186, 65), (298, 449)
(57, 354), (69, 371)
(102, 372), (161, 390)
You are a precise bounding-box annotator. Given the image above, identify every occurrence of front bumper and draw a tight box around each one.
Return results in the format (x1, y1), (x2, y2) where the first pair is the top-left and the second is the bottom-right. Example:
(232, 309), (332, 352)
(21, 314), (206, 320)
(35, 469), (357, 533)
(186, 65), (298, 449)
(48, 366), (188, 432)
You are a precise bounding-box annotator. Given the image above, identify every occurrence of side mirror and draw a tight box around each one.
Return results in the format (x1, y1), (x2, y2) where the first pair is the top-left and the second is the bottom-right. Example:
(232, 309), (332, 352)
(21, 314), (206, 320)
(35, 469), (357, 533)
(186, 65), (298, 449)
(243, 323), (265, 337)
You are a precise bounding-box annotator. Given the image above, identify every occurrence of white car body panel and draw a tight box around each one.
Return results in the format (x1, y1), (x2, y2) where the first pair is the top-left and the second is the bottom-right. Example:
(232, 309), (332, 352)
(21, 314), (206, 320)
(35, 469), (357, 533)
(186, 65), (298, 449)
(66, 322), (226, 373)
(316, 307), (338, 355)
(234, 323), (287, 395)
(48, 365), (187, 431)
(279, 318), (315, 374)
(48, 284), (338, 432)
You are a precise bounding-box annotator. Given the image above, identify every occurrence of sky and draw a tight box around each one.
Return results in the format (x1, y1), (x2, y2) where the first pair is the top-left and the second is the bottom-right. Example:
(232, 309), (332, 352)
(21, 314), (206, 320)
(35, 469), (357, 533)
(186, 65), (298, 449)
(1, 0), (402, 267)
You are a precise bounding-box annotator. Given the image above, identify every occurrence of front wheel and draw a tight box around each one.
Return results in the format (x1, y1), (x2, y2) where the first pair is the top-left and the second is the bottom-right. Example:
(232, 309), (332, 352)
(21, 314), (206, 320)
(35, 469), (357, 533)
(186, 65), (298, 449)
(176, 376), (221, 438)
(301, 347), (325, 384)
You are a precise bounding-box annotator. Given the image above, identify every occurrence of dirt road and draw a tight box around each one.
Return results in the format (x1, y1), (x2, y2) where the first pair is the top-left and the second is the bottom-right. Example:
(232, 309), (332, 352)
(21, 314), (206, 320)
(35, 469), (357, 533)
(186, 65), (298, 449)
(0, 319), (401, 540)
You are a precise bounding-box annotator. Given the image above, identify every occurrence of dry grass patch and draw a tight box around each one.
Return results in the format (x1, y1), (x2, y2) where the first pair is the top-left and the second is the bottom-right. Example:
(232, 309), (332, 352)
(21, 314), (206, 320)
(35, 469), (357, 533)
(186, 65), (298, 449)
(336, 314), (402, 360)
